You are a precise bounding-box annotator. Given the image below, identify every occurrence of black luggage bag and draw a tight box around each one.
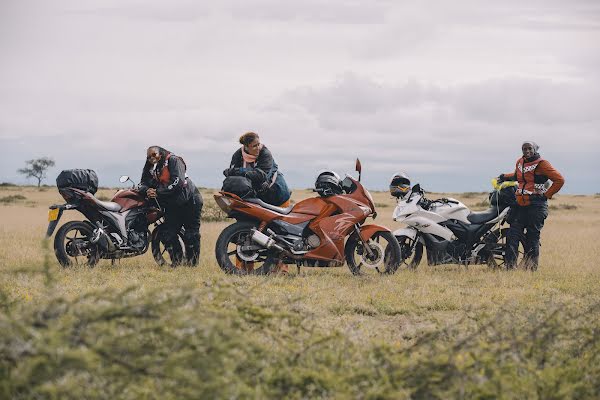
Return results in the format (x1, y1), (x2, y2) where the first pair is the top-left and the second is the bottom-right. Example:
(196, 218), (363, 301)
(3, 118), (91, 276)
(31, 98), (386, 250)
(56, 169), (99, 194)
(221, 176), (255, 199)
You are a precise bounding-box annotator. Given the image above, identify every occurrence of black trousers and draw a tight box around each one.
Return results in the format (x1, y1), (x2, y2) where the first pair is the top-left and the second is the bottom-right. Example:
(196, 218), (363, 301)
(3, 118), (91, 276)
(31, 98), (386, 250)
(505, 202), (548, 269)
(162, 190), (203, 266)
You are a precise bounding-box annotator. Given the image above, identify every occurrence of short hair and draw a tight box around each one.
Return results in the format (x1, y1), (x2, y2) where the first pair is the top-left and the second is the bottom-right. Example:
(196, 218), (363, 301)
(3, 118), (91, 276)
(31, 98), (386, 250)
(239, 132), (259, 146)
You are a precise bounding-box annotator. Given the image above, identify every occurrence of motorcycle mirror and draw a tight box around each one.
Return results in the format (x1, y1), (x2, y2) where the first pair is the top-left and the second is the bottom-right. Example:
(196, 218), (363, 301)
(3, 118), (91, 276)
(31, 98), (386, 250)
(355, 158), (362, 182)
(119, 175), (130, 183)
(412, 183), (421, 193)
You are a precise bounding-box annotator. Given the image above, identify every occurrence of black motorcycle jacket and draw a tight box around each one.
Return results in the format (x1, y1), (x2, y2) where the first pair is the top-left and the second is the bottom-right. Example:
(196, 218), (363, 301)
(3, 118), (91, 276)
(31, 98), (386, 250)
(140, 152), (196, 207)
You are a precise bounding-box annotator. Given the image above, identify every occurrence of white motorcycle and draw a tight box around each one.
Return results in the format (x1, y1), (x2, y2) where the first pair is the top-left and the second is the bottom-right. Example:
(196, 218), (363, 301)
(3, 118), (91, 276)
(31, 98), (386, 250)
(391, 180), (522, 269)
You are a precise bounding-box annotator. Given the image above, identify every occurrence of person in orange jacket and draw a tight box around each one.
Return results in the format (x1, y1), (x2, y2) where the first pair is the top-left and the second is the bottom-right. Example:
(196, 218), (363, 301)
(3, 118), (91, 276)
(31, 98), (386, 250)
(498, 141), (565, 270)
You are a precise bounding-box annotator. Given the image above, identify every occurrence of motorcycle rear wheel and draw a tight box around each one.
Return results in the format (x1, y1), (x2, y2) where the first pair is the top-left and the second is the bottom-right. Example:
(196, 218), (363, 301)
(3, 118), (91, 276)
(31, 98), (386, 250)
(54, 221), (100, 267)
(215, 221), (276, 275)
(345, 231), (402, 275)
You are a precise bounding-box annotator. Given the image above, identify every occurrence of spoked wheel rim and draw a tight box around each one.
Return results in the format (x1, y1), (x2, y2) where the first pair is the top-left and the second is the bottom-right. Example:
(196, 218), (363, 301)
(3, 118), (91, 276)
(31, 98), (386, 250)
(61, 226), (99, 266)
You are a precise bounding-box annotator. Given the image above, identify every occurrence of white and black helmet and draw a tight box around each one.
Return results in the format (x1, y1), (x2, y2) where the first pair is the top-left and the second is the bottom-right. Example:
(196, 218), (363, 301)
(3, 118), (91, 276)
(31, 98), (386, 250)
(389, 171), (411, 198)
(315, 170), (343, 197)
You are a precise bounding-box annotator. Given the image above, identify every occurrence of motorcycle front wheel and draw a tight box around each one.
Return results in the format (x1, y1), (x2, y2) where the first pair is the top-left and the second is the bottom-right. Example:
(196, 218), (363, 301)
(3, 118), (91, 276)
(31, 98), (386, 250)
(345, 231), (401, 275)
(151, 227), (186, 267)
(54, 221), (100, 267)
(215, 221), (277, 275)
(395, 234), (423, 270)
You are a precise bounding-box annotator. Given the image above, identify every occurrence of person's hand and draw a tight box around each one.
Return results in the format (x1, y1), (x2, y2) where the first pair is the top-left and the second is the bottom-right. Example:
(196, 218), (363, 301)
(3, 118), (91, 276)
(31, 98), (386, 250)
(497, 174), (505, 183)
(245, 169), (266, 184)
(147, 188), (157, 198)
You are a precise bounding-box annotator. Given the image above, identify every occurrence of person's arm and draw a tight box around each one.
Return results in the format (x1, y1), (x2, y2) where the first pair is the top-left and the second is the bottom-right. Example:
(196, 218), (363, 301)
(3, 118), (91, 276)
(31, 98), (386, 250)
(499, 159), (519, 182)
(156, 157), (186, 197)
(253, 147), (276, 185)
(537, 160), (565, 199)
(138, 162), (154, 195)
(224, 150), (243, 176)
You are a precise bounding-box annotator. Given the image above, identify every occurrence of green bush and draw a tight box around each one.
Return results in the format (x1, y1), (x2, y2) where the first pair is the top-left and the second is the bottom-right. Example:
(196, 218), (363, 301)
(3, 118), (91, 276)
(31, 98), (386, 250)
(1, 281), (599, 399)
(0, 194), (26, 204)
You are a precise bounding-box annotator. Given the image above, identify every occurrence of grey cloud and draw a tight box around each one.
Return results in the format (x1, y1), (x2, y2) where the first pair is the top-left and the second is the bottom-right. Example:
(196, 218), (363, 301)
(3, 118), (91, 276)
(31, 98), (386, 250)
(1, 0), (599, 193)
(285, 74), (600, 127)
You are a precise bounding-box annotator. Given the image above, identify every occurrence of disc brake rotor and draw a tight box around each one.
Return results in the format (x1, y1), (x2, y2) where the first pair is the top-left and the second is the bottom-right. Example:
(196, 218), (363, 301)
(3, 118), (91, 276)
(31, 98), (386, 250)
(66, 239), (88, 257)
(361, 241), (384, 269)
(237, 245), (260, 262)
(235, 233), (261, 262)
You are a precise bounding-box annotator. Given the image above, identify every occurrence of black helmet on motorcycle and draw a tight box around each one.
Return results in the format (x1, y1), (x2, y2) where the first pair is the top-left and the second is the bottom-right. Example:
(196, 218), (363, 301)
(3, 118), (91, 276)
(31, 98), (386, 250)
(315, 170), (343, 197)
(389, 171), (411, 198)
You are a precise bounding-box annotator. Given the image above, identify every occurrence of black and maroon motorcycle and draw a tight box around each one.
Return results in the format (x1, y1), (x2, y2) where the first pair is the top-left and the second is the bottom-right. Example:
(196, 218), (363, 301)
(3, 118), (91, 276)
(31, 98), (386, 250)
(46, 170), (184, 267)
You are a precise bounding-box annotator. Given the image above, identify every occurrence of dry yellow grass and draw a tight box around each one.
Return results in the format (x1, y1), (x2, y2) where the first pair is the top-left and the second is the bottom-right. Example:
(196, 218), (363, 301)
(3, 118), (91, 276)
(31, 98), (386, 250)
(1, 185), (599, 344)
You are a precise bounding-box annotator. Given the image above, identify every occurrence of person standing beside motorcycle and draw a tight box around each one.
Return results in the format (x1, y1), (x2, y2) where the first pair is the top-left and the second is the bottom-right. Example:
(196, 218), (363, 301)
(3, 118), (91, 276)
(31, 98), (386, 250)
(498, 141), (565, 270)
(224, 132), (291, 207)
(140, 146), (203, 266)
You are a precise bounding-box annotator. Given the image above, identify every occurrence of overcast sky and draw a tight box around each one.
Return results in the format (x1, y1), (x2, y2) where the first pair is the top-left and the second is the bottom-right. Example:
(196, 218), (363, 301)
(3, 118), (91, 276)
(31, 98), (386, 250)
(1, 0), (599, 193)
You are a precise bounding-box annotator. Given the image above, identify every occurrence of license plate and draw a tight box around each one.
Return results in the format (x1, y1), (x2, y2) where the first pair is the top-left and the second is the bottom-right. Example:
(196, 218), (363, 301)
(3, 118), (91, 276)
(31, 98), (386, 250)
(48, 208), (59, 222)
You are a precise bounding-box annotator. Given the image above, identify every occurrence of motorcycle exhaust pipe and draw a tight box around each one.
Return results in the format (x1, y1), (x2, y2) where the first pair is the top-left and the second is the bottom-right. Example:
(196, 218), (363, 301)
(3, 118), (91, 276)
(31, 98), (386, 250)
(91, 225), (116, 252)
(251, 230), (285, 253)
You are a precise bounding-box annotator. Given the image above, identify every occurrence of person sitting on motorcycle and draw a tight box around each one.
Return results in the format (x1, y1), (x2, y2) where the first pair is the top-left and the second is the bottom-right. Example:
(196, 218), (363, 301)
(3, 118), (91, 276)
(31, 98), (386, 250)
(139, 146), (203, 266)
(223, 132), (291, 207)
(497, 141), (565, 270)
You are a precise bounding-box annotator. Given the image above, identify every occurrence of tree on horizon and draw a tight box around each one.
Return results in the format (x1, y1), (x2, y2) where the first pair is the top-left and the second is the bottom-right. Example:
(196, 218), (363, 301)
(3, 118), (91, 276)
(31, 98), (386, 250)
(17, 157), (56, 187)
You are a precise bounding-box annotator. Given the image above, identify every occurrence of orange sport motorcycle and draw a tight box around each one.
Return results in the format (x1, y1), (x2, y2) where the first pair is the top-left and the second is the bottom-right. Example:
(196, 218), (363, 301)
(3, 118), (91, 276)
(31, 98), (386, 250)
(214, 160), (402, 275)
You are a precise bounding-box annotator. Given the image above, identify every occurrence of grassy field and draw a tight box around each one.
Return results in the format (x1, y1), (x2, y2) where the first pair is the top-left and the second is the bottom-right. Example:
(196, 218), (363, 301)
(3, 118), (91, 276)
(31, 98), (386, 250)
(1, 186), (599, 399)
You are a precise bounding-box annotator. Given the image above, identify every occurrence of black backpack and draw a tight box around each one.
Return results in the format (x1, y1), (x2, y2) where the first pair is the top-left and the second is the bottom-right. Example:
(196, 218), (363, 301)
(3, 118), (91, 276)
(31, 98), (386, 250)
(489, 185), (517, 209)
(56, 169), (99, 194)
(221, 176), (255, 199)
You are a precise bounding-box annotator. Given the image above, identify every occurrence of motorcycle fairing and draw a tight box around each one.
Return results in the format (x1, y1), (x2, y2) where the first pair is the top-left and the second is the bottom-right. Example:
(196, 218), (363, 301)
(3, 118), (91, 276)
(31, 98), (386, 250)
(402, 214), (455, 241)
(392, 227), (419, 241)
(304, 192), (373, 262)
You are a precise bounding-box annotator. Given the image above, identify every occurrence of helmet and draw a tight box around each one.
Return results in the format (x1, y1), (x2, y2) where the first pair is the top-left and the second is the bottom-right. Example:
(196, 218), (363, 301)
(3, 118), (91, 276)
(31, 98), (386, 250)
(389, 171), (411, 198)
(315, 170), (342, 197)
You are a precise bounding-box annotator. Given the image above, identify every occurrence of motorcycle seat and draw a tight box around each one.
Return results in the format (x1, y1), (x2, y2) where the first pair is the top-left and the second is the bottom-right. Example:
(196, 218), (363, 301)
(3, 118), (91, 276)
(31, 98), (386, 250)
(246, 198), (294, 215)
(467, 207), (500, 224)
(91, 196), (122, 212)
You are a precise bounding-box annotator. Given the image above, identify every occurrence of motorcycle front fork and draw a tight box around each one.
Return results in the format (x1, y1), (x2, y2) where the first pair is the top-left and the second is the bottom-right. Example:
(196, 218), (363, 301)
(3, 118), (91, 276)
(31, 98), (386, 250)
(354, 224), (375, 257)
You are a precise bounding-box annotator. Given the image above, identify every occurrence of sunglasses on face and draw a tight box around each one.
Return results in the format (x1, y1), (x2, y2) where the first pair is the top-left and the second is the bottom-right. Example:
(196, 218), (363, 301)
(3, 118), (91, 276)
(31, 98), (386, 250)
(147, 153), (160, 161)
(522, 146), (534, 151)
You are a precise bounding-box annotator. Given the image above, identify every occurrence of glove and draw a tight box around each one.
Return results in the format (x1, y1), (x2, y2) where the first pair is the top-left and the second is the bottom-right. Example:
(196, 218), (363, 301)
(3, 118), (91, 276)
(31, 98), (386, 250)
(497, 174), (505, 183)
(258, 181), (270, 193)
(245, 169), (266, 184)
(223, 168), (242, 177)
(137, 184), (149, 195)
(418, 198), (432, 210)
